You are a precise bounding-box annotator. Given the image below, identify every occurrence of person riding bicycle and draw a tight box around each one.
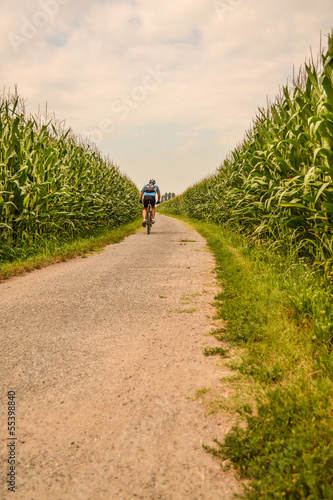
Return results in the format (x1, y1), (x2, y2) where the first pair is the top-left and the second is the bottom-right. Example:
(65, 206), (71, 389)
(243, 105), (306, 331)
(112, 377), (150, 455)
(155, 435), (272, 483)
(139, 179), (161, 227)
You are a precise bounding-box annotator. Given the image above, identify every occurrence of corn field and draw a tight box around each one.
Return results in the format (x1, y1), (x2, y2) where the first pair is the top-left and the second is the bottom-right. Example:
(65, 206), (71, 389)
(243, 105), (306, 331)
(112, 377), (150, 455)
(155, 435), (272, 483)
(0, 94), (140, 261)
(162, 32), (333, 268)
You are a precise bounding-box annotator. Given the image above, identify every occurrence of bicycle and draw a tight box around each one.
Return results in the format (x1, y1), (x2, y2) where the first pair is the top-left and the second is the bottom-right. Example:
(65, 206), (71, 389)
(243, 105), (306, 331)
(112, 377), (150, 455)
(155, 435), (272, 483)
(140, 198), (159, 234)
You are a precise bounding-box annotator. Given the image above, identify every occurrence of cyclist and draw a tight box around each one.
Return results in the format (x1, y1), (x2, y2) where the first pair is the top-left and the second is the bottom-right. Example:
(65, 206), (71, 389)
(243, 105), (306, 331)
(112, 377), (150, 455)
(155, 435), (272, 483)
(139, 179), (161, 227)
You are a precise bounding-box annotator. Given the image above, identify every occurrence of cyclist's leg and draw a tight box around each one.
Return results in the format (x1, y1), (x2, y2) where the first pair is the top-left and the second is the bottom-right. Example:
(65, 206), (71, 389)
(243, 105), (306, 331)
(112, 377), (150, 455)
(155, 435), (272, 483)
(151, 198), (156, 221)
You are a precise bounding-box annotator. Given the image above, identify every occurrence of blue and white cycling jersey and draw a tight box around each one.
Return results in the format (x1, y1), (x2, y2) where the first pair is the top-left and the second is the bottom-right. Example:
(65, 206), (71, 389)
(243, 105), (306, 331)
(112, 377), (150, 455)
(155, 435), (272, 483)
(141, 184), (160, 197)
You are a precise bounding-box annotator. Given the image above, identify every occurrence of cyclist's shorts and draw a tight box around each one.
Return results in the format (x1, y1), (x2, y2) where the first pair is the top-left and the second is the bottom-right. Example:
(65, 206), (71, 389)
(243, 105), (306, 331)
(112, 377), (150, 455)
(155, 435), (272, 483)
(143, 196), (156, 208)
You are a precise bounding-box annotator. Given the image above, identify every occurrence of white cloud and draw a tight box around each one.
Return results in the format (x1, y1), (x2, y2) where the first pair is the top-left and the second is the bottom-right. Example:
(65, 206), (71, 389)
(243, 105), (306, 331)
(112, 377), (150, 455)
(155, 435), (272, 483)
(0, 0), (332, 193)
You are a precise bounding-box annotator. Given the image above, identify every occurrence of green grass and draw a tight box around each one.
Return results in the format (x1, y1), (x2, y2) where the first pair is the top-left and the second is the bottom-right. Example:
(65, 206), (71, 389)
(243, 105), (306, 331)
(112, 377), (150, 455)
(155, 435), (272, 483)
(203, 346), (228, 357)
(0, 218), (142, 281)
(175, 307), (198, 313)
(188, 386), (211, 401)
(159, 211), (333, 499)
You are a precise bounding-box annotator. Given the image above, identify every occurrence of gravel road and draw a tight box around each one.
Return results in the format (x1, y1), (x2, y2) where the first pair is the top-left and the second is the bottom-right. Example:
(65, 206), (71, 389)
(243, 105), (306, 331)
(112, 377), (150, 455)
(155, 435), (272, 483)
(0, 214), (242, 500)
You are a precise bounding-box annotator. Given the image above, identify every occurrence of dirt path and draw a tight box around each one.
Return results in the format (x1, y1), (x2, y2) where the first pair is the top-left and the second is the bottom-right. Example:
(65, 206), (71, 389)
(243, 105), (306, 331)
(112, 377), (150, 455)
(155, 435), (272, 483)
(0, 214), (242, 500)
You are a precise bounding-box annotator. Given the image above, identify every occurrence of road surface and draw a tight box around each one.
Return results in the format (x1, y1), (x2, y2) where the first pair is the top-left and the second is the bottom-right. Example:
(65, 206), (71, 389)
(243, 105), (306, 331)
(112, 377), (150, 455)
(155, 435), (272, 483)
(0, 214), (242, 500)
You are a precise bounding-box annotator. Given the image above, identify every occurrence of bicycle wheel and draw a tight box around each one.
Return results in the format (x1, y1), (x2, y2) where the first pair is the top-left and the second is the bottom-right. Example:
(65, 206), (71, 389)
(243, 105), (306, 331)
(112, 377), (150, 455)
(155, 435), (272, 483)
(147, 207), (151, 234)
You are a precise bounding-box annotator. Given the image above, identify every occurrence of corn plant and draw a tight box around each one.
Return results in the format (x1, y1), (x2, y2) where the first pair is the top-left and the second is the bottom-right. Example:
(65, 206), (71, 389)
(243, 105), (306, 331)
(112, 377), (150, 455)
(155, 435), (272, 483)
(161, 31), (333, 269)
(0, 94), (140, 261)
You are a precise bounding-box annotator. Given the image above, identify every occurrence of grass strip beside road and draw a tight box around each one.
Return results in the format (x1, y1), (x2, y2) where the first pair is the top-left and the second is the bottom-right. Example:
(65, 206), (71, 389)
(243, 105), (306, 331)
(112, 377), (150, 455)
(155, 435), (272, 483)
(161, 212), (333, 499)
(0, 219), (142, 282)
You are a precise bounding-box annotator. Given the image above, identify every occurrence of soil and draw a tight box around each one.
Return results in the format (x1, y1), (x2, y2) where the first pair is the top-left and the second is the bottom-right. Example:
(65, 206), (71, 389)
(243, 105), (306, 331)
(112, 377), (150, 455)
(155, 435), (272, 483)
(0, 214), (243, 500)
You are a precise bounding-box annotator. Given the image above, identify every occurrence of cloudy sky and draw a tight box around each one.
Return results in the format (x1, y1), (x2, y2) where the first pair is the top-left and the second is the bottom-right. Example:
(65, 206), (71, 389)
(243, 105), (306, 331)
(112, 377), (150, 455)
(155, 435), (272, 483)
(1, 0), (332, 194)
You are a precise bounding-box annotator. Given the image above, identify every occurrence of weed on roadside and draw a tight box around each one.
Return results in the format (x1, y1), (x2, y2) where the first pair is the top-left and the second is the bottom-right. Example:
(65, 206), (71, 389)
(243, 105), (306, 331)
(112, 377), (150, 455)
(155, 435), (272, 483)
(203, 346), (228, 358)
(174, 308), (198, 314)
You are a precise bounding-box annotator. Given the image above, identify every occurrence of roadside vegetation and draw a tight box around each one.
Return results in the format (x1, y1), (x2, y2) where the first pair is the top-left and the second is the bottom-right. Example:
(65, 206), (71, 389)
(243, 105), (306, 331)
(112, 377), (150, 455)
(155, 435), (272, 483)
(159, 33), (333, 499)
(0, 219), (142, 281)
(0, 92), (141, 274)
(163, 33), (333, 273)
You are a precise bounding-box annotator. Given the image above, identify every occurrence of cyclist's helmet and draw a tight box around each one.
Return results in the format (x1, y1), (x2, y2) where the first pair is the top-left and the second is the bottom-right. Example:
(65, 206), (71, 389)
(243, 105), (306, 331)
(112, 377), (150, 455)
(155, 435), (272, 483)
(149, 179), (156, 184)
